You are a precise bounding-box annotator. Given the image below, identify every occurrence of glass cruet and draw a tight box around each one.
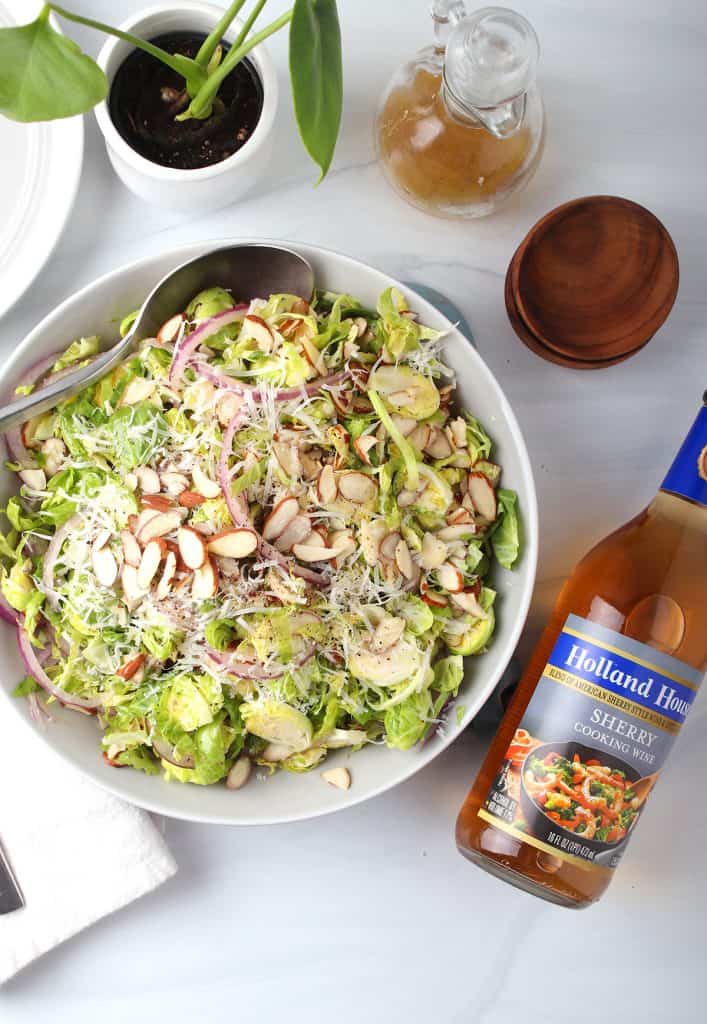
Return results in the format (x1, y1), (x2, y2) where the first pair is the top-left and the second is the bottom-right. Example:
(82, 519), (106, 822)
(376, 3), (545, 218)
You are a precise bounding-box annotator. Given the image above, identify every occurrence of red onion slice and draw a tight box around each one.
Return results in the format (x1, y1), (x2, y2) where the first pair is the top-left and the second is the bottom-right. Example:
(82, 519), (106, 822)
(168, 305), (248, 387)
(207, 642), (315, 680)
(193, 362), (347, 402)
(0, 592), (19, 626)
(17, 623), (102, 710)
(152, 734), (195, 769)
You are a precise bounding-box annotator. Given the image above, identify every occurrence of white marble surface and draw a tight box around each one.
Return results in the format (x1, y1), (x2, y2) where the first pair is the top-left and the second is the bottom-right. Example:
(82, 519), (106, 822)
(1, 0), (706, 1019)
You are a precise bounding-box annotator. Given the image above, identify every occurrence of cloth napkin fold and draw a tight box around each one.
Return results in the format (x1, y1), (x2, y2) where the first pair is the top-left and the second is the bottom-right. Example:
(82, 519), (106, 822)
(0, 709), (177, 985)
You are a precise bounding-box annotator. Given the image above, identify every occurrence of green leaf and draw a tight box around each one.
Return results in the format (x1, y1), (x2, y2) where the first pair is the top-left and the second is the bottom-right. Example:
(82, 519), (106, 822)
(289, 0), (342, 179)
(0, 10), (107, 122)
(384, 691), (432, 751)
(491, 488), (521, 569)
(13, 676), (39, 697)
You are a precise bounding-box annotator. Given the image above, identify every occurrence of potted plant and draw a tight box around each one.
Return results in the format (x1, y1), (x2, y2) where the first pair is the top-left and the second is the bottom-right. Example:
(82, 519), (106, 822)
(0, 0), (342, 212)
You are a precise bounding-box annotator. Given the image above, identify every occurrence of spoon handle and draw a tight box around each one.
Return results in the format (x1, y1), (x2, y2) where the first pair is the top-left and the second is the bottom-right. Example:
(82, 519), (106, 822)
(0, 339), (131, 434)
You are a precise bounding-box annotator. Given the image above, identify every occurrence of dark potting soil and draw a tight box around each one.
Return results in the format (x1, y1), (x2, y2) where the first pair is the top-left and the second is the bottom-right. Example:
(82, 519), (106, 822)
(108, 31), (264, 171)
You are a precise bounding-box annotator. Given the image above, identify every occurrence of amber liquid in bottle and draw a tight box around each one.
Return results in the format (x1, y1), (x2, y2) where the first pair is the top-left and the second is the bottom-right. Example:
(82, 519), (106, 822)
(456, 485), (707, 908)
(378, 68), (532, 213)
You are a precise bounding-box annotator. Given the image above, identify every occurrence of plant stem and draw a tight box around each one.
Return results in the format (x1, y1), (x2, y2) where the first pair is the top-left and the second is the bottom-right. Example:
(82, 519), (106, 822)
(47, 3), (202, 82)
(194, 0), (248, 68)
(228, 0), (269, 55)
(186, 8), (292, 119)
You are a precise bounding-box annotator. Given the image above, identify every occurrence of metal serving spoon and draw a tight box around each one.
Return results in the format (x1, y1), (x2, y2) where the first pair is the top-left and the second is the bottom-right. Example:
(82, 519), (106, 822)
(0, 243), (315, 433)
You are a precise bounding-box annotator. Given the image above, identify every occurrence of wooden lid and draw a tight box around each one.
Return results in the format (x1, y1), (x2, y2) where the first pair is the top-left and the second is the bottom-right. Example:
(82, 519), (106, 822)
(508, 196), (679, 364)
(504, 257), (649, 369)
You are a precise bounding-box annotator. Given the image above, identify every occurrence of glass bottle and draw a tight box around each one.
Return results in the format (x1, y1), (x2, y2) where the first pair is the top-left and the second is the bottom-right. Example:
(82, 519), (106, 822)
(376, 3), (545, 218)
(456, 395), (707, 907)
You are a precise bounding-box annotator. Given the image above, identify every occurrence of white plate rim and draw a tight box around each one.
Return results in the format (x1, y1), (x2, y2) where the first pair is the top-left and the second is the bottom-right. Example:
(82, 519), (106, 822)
(0, 237), (539, 825)
(0, 0), (84, 319)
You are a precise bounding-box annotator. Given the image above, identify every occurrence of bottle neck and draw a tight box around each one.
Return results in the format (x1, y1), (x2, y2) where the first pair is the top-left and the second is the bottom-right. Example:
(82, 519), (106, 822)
(660, 401), (707, 508)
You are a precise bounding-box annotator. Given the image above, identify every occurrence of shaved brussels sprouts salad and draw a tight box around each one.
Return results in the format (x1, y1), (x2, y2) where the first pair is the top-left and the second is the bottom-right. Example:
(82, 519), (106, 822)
(1, 284), (520, 789)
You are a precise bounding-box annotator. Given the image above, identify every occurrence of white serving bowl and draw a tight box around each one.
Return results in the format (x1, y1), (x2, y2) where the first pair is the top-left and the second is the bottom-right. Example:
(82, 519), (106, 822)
(0, 240), (538, 825)
(94, 2), (277, 213)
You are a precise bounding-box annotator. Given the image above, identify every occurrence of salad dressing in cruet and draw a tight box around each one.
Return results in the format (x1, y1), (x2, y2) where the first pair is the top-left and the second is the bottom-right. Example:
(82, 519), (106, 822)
(376, 3), (545, 218)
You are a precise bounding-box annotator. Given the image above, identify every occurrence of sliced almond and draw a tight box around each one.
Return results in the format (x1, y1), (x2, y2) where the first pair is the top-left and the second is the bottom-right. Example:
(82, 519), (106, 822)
(420, 578), (448, 607)
(191, 463), (221, 499)
(41, 438), (66, 477)
(437, 523), (477, 543)
(468, 472), (497, 522)
(328, 529), (356, 561)
(135, 466), (160, 495)
(447, 507), (474, 526)
(292, 541), (338, 563)
(120, 530), (142, 568)
(394, 539), (415, 580)
(330, 422), (350, 444)
(360, 519), (387, 566)
(243, 314), (274, 352)
(121, 564), (146, 610)
(19, 468), (46, 490)
(451, 590), (488, 618)
(424, 426), (453, 460)
(178, 490), (206, 509)
(141, 494), (173, 513)
(157, 313), (184, 345)
(379, 531), (401, 562)
(263, 495), (299, 541)
(396, 488), (420, 509)
(407, 424), (431, 452)
(119, 377), (155, 407)
(93, 528), (112, 552)
(262, 742), (294, 763)
(420, 532), (448, 571)
(372, 615), (406, 652)
(449, 417), (467, 448)
(178, 526), (208, 569)
(92, 544), (118, 587)
(161, 471), (189, 496)
(138, 510), (183, 544)
(155, 550), (177, 599)
(316, 464), (338, 504)
(137, 539), (166, 589)
(207, 528), (258, 558)
(116, 653), (146, 681)
(330, 388), (353, 417)
(437, 562), (464, 593)
(216, 391), (244, 427)
(274, 513), (312, 553)
(226, 756), (252, 790)
(321, 766), (351, 791)
(272, 441), (301, 480)
(338, 471), (378, 504)
(191, 558), (219, 600)
(310, 525), (328, 546)
(390, 414), (417, 437)
(353, 434), (377, 466)
(300, 336), (326, 376)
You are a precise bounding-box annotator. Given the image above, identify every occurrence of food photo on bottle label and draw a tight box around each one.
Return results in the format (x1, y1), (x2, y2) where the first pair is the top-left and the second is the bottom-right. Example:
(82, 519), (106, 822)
(479, 614), (701, 871)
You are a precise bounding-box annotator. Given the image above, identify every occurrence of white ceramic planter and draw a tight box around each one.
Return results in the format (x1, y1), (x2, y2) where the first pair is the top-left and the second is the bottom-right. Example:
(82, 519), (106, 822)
(94, 2), (277, 213)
